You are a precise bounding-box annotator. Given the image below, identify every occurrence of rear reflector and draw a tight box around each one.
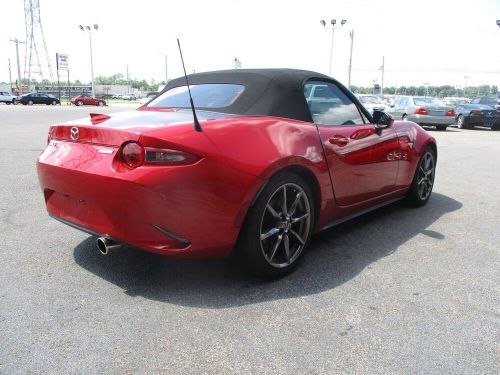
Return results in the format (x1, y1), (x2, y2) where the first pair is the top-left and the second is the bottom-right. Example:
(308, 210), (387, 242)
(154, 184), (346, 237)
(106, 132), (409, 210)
(414, 108), (428, 115)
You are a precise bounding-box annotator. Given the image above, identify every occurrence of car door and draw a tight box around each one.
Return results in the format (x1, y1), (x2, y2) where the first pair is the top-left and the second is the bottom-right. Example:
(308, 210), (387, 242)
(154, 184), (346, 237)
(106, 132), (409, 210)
(82, 95), (90, 105)
(31, 94), (40, 104)
(40, 94), (49, 104)
(304, 81), (401, 207)
(391, 97), (407, 119)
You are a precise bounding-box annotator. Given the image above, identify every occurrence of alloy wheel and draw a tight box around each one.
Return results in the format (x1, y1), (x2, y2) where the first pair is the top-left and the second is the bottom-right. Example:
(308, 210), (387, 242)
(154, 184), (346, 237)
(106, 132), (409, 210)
(457, 115), (464, 129)
(259, 183), (311, 268)
(417, 152), (435, 201)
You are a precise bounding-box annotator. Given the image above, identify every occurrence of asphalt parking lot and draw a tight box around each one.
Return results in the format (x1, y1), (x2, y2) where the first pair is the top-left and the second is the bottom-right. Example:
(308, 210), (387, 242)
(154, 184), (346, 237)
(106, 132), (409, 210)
(0, 105), (498, 374)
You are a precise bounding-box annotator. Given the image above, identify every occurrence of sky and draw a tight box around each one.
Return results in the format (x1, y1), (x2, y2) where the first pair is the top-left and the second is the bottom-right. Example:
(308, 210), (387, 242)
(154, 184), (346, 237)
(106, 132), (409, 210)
(1, 0), (499, 88)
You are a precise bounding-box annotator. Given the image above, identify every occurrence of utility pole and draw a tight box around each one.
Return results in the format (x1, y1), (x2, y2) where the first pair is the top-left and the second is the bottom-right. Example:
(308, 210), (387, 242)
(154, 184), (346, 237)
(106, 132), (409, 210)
(348, 29), (354, 90)
(9, 38), (24, 90)
(8, 59), (13, 93)
(380, 56), (385, 97)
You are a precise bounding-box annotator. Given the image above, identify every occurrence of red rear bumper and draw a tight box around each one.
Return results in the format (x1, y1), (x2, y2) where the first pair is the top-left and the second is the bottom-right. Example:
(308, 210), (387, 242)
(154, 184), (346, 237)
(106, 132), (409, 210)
(37, 141), (253, 258)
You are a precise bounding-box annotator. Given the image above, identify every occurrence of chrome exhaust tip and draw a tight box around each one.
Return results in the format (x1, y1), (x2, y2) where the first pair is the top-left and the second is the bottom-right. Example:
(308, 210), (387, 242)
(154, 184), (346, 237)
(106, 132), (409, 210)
(97, 237), (122, 255)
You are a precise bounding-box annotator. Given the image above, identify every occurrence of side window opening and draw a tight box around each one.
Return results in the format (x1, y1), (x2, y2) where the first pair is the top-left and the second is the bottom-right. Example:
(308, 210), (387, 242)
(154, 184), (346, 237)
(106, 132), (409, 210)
(304, 81), (365, 126)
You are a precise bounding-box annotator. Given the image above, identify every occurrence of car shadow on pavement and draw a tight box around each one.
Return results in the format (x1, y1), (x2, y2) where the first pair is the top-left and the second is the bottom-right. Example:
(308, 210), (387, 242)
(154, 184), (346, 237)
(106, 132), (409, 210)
(73, 193), (462, 308)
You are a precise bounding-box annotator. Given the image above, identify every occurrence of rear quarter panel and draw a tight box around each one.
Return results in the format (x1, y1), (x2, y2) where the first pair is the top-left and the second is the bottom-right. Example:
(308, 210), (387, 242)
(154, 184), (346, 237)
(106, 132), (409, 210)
(140, 116), (335, 231)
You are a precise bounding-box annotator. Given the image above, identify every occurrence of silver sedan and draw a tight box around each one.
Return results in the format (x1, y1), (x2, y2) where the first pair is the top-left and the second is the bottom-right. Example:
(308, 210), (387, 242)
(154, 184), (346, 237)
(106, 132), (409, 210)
(389, 96), (455, 131)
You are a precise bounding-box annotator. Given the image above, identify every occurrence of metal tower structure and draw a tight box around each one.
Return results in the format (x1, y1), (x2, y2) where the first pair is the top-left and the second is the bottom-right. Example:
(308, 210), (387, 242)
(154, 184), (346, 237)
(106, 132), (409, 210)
(24, 0), (54, 88)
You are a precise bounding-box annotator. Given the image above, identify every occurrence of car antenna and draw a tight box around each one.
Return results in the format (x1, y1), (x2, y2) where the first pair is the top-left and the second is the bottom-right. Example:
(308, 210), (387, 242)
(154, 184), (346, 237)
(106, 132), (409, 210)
(177, 38), (202, 132)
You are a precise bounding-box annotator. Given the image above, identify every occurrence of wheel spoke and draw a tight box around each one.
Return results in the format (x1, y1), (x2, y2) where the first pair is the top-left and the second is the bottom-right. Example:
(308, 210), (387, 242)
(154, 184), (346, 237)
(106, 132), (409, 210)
(266, 204), (281, 220)
(289, 192), (303, 215)
(283, 234), (290, 262)
(261, 227), (279, 241)
(291, 212), (309, 224)
(290, 229), (305, 245)
(282, 186), (288, 215)
(268, 234), (283, 262)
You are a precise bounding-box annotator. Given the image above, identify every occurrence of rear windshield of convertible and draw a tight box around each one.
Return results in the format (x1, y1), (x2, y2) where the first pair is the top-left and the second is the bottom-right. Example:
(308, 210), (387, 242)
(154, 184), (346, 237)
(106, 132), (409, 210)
(148, 84), (245, 109)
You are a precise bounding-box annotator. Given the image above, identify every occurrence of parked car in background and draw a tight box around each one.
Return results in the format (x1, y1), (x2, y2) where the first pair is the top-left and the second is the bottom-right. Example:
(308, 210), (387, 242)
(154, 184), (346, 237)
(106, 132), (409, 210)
(389, 96), (455, 130)
(454, 103), (499, 130)
(18, 93), (60, 105)
(71, 94), (106, 106)
(139, 92), (159, 105)
(122, 93), (137, 101)
(356, 94), (391, 112)
(0, 91), (17, 104)
(470, 95), (500, 110)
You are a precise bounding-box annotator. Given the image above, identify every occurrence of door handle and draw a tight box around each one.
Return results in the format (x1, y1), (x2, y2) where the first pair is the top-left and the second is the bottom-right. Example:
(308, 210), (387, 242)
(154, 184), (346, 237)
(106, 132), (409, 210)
(329, 135), (349, 146)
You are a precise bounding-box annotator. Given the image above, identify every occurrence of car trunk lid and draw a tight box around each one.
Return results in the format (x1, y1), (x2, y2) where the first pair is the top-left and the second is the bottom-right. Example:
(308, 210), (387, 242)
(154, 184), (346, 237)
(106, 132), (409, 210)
(49, 109), (235, 146)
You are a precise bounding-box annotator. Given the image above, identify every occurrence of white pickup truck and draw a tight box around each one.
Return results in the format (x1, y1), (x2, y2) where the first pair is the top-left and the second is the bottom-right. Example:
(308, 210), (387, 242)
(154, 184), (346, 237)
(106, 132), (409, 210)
(0, 91), (17, 105)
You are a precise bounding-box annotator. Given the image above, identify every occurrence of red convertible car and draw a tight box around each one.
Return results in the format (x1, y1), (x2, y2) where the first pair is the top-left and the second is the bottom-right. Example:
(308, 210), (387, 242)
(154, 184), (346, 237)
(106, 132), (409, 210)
(37, 69), (437, 277)
(71, 94), (106, 106)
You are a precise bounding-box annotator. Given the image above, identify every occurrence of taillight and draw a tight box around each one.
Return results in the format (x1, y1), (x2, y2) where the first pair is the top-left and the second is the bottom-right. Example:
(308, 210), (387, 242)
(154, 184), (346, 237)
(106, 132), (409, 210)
(414, 108), (428, 115)
(470, 110), (483, 116)
(445, 109), (455, 117)
(121, 142), (145, 169)
(144, 147), (200, 165)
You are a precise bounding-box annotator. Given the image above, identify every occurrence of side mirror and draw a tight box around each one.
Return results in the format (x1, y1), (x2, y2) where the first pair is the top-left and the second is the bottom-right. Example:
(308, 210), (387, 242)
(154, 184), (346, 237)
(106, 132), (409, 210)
(373, 110), (394, 128)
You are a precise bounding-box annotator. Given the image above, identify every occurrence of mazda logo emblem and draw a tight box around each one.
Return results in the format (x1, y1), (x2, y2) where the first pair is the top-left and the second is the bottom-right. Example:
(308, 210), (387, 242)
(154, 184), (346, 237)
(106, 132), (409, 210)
(70, 127), (79, 141)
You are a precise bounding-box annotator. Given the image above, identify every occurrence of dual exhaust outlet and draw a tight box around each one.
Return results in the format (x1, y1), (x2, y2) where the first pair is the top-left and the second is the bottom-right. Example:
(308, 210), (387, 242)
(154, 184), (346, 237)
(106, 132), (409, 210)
(96, 237), (122, 255)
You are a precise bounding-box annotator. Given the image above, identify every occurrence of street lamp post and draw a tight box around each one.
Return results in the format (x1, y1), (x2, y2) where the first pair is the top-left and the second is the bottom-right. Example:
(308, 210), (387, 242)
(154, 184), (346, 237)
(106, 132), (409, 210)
(348, 29), (354, 90)
(79, 24), (98, 98)
(320, 19), (346, 76)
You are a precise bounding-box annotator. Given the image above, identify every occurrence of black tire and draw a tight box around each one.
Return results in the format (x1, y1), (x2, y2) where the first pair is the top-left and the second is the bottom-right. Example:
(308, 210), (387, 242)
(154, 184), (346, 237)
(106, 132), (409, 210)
(436, 125), (447, 131)
(28, 100), (33, 105)
(12, 99), (17, 105)
(5, 102), (11, 105)
(406, 147), (436, 207)
(239, 171), (315, 278)
(98, 101), (104, 106)
(457, 115), (466, 129)
(77, 100), (83, 106)
(52, 100), (57, 105)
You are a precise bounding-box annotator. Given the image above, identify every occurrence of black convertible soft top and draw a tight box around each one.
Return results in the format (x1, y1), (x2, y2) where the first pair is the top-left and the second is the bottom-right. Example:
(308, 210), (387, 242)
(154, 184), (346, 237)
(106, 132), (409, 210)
(161, 68), (360, 123)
